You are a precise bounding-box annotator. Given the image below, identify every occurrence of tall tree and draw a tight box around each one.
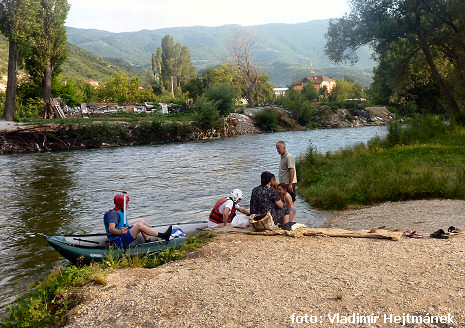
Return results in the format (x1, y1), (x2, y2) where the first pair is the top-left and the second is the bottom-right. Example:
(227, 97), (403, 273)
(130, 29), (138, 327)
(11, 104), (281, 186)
(227, 31), (259, 107)
(0, 0), (40, 120)
(176, 45), (196, 87)
(154, 35), (196, 97)
(25, 0), (69, 104)
(325, 0), (465, 115)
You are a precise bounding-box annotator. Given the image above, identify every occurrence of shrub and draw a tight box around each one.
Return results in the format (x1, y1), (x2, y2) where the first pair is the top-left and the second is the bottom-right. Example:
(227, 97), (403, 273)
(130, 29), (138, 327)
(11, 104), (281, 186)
(203, 83), (238, 117)
(71, 123), (129, 147)
(253, 108), (278, 131)
(194, 95), (220, 130)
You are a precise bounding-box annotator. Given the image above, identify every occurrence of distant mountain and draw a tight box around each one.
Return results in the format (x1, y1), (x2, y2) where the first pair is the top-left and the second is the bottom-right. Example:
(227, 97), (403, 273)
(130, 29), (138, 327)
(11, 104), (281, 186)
(0, 20), (376, 88)
(66, 20), (377, 86)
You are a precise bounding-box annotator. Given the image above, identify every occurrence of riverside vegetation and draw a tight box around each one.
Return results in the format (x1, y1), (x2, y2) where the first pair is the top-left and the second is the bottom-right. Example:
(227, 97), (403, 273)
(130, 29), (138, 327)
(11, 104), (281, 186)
(296, 115), (465, 210)
(0, 232), (215, 328)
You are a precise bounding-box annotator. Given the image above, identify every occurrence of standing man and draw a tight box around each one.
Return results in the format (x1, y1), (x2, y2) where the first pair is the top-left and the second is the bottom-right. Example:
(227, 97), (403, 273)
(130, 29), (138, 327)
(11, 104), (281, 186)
(276, 140), (298, 201)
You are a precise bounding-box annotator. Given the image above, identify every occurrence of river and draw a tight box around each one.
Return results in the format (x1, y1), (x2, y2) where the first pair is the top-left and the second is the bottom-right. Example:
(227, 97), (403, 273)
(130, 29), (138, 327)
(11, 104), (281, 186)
(0, 125), (387, 315)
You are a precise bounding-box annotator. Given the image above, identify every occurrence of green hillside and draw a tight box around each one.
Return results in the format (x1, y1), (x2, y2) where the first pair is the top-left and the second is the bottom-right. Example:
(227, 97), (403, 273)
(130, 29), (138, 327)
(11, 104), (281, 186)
(0, 19), (376, 87)
(66, 20), (377, 86)
(0, 36), (144, 84)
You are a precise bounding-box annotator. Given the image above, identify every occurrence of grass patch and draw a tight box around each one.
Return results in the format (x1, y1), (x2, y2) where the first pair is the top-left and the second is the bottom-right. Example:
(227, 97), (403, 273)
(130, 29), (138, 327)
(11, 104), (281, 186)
(296, 116), (465, 210)
(0, 231), (215, 328)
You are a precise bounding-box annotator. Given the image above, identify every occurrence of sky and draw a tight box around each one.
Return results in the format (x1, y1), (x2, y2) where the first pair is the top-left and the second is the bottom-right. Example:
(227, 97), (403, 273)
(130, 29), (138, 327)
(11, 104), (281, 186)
(66, 0), (350, 33)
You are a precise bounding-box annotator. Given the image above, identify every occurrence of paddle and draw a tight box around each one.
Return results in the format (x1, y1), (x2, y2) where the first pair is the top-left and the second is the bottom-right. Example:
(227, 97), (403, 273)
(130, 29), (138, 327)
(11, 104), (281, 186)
(149, 220), (208, 228)
(122, 191), (128, 250)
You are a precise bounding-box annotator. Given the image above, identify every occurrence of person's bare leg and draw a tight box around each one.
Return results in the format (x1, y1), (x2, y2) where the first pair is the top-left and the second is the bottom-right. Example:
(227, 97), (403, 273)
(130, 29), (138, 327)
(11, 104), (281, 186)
(281, 214), (290, 227)
(129, 221), (159, 240)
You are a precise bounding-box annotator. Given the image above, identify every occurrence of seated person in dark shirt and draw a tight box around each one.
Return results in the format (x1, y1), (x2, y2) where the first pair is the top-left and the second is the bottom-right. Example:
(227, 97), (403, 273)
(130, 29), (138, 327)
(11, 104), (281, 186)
(104, 194), (172, 247)
(250, 171), (289, 227)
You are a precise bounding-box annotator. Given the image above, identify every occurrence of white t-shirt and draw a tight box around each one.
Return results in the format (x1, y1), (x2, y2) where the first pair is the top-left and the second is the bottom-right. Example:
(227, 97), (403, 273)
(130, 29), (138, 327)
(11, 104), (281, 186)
(208, 199), (240, 228)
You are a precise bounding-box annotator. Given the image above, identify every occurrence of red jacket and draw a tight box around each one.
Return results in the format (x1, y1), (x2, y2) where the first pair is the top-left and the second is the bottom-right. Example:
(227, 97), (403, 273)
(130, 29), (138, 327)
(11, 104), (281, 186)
(209, 197), (236, 224)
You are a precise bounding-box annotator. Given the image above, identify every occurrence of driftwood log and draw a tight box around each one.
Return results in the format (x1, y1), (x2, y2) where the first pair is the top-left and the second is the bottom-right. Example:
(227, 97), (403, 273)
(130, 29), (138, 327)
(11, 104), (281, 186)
(211, 226), (403, 241)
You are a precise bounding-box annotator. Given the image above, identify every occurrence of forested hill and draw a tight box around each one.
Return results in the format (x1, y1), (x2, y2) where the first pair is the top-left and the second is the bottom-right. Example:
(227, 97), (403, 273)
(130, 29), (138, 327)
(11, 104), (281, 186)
(0, 36), (142, 83)
(66, 19), (376, 86)
(0, 20), (376, 87)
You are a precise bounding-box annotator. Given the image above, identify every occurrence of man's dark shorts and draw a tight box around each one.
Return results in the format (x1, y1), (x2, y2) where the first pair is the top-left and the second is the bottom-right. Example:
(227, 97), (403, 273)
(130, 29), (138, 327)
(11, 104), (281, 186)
(111, 226), (135, 247)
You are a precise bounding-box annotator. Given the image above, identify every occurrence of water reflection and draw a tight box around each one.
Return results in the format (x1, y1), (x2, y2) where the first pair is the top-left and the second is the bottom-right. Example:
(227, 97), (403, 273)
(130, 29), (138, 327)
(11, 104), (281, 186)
(1, 153), (80, 312)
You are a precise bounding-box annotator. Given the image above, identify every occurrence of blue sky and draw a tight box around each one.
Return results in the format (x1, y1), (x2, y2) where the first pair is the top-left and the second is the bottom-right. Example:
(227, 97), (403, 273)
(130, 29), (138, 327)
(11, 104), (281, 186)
(66, 0), (349, 33)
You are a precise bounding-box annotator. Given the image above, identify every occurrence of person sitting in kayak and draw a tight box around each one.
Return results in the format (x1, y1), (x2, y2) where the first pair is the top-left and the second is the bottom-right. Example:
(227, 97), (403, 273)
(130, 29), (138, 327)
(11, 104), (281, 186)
(208, 189), (250, 228)
(104, 193), (172, 247)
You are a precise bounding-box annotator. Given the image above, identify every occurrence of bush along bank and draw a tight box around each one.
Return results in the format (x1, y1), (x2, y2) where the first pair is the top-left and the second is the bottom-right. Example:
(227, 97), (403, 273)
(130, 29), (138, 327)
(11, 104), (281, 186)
(0, 232), (215, 328)
(296, 116), (465, 210)
(0, 118), (241, 154)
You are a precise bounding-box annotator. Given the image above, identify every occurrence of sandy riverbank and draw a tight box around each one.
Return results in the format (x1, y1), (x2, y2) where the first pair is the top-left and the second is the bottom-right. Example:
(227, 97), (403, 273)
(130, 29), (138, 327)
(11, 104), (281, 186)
(65, 199), (465, 328)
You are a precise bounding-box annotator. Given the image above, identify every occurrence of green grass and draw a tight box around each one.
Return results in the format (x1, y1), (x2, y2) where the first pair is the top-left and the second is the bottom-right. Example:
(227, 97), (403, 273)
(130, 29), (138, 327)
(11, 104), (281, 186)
(296, 116), (465, 210)
(0, 232), (215, 328)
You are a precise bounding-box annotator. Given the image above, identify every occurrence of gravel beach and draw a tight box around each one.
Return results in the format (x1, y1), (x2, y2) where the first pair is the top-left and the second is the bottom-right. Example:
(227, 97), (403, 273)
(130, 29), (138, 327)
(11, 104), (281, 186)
(66, 199), (465, 328)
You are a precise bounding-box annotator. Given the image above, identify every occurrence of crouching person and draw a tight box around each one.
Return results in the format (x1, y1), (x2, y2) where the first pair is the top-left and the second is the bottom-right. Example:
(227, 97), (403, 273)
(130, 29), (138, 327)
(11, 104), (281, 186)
(104, 193), (172, 247)
(208, 189), (250, 228)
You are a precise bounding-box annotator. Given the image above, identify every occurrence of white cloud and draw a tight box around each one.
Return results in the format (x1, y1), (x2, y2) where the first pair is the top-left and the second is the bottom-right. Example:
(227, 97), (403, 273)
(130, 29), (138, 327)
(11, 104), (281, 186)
(66, 0), (349, 32)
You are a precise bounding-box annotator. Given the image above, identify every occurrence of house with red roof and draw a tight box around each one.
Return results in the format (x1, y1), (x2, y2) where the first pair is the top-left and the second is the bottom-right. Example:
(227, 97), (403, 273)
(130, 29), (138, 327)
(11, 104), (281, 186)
(291, 75), (336, 93)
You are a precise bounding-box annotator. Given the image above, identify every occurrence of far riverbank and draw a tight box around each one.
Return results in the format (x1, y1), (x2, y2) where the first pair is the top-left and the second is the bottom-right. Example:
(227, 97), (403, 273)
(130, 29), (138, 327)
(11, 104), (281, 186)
(0, 106), (395, 154)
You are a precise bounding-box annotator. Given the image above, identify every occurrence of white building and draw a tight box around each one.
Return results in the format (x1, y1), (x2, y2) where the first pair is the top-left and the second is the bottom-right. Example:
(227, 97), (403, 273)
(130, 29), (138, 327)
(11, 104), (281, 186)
(273, 87), (288, 97)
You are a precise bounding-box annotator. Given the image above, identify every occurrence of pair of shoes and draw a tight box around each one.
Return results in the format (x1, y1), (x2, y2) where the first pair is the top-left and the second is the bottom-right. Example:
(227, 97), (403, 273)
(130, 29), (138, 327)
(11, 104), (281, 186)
(403, 231), (423, 238)
(448, 226), (461, 233)
(430, 229), (450, 239)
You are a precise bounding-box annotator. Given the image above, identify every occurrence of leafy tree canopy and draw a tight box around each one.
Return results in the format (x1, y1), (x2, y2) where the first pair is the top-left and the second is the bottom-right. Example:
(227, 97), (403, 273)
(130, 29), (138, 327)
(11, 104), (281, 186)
(325, 0), (465, 115)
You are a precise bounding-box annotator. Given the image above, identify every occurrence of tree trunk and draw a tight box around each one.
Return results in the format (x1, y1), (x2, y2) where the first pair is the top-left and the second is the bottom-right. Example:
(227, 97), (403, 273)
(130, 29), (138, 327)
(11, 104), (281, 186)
(247, 91), (254, 107)
(417, 29), (461, 116)
(42, 63), (53, 103)
(2, 41), (18, 121)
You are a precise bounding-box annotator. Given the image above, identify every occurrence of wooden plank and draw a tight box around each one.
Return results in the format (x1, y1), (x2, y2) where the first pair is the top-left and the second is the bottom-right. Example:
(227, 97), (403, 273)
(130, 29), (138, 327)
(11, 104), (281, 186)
(212, 226), (402, 241)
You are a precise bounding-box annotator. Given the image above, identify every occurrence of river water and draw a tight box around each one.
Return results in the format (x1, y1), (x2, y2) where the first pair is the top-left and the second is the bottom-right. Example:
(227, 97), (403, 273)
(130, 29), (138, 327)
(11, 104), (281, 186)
(0, 125), (387, 315)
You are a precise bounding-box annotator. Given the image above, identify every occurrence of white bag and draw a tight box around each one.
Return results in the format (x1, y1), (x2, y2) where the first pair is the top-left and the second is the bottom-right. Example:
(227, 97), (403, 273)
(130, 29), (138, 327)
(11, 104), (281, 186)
(231, 213), (250, 228)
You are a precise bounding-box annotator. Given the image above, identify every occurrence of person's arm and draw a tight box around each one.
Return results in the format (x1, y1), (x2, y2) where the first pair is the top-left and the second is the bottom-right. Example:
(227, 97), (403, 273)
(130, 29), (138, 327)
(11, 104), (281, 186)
(284, 193), (294, 208)
(275, 199), (284, 208)
(237, 206), (250, 215)
(271, 189), (284, 208)
(108, 222), (127, 235)
(288, 168), (296, 193)
(214, 206), (232, 228)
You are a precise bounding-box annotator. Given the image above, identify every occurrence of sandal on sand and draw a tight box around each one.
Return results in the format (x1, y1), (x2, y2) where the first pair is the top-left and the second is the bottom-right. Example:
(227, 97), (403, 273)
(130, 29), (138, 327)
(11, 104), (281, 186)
(448, 226), (461, 233)
(403, 231), (423, 238)
(430, 229), (450, 239)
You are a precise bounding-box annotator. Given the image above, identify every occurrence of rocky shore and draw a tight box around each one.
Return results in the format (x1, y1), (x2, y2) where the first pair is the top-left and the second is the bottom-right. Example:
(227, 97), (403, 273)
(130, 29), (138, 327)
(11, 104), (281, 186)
(65, 199), (465, 328)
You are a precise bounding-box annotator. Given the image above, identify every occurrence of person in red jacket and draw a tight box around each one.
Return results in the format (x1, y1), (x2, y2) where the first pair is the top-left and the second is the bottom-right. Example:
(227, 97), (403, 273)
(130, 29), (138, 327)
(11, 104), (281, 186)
(208, 189), (250, 228)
